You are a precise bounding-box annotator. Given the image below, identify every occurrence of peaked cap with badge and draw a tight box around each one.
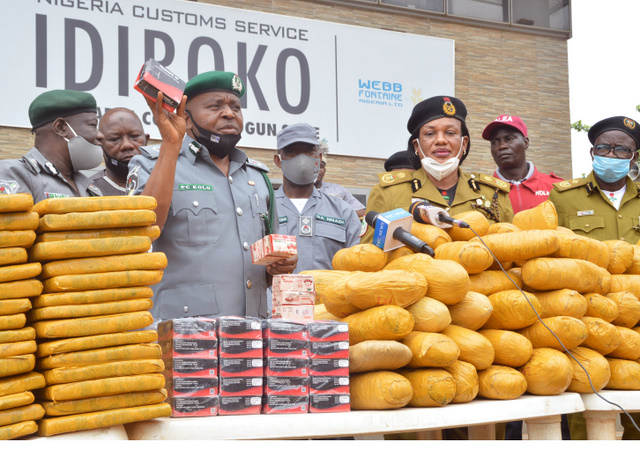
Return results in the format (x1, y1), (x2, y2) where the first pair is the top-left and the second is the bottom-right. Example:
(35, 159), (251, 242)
(587, 116), (640, 149)
(183, 71), (246, 100)
(29, 90), (97, 130)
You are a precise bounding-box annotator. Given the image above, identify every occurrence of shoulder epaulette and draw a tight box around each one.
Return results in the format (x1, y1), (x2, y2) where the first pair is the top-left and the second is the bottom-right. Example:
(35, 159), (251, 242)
(246, 158), (269, 173)
(553, 177), (589, 192)
(86, 184), (103, 197)
(20, 157), (41, 175)
(139, 145), (161, 160)
(475, 173), (510, 193)
(377, 170), (413, 188)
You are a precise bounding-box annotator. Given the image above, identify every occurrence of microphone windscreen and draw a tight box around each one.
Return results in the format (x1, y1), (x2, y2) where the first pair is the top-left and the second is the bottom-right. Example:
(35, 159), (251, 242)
(364, 211), (379, 227)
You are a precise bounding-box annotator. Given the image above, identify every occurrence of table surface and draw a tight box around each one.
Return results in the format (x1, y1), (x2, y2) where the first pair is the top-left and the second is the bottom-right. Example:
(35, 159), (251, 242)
(125, 393), (585, 440)
(580, 390), (640, 412)
(25, 425), (129, 440)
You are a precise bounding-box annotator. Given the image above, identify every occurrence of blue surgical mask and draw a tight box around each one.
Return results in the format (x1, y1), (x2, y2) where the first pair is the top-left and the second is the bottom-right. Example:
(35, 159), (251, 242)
(592, 155), (631, 183)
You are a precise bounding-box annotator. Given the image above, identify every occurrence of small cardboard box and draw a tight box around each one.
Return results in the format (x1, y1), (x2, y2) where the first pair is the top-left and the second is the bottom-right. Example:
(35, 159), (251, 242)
(134, 58), (185, 112)
(251, 234), (297, 265)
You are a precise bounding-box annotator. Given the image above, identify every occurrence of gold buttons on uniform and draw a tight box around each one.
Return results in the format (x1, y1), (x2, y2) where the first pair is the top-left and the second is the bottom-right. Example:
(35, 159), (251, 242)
(619, 215), (623, 219)
(585, 224), (590, 228)
(246, 280), (252, 289)
(621, 237), (625, 241)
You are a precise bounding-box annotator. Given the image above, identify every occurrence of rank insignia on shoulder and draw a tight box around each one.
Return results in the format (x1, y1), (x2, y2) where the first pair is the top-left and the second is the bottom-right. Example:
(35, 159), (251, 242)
(379, 171), (412, 187)
(188, 142), (201, 156)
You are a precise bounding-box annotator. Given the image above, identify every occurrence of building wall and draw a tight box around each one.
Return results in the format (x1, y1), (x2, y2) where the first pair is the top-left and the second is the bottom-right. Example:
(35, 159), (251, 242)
(0, 0), (572, 197)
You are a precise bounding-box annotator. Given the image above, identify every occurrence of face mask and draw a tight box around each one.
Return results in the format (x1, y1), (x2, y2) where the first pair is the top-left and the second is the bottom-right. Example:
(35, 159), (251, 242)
(592, 155), (631, 183)
(279, 153), (320, 185)
(103, 151), (131, 179)
(64, 123), (104, 171)
(417, 141), (463, 181)
(187, 111), (241, 159)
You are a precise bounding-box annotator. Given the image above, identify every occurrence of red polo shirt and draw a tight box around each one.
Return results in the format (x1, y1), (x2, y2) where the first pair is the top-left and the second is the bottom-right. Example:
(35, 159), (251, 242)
(494, 166), (564, 214)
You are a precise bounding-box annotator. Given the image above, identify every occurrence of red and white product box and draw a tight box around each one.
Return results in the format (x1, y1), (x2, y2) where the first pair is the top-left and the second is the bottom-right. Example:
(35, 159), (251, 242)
(166, 376), (218, 397)
(168, 358), (218, 378)
(169, 396), (218, 417)
(133, 58), (186, 112)
(309, 394), (351, 413)
(219, 358), (264, 378)
(262, 320), (308, 341)
(276, 305), (315, 323)
(272, 275), (315, 293)
(264, 376), (310, 396)
(251, 234), (297, 265)
(219, 338), (263, 358)
(308, 321), (349, 342)
(217, 316), (262, 339)
(263, 338), (309, 359)
(160, 338), (218, 359)
(158, 318), (217, 340)
(219, 377), (263, 397)
(310, 376), (350, 395)
(275, 290), (316, 307)
(310, 341), (349, 359)
(262, 395), (308, 414)
(309, 358), (349, 377)
(218, 396), (262, 416)
(265, 357), (310, 378)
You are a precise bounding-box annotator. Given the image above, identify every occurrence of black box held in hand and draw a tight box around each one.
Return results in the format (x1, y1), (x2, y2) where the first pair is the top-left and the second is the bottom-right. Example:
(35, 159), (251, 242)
(134, 58), (185, 112)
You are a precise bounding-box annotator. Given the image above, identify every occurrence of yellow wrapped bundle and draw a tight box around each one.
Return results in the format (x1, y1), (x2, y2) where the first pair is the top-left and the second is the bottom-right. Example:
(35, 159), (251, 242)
(0, 340), (36, 357)
(33, 311), (154, 339)
(36, 330), (158, 358)
(603, 240), (634, 274)
(583, 293), (619, 323)
(343, 305), (414, 345)
(41, 389), (168, 417)
(0, 298), (31, 316)
(519, 348), (573, 395)
(487, 222), (521, 234)
(0, 231), (36, 249)
(477, 365), (527, 400)
(40, 252), (168, 279)
(38, 209), (156, 232)
(0, 372), (45, 397)
(42, 359), (165, 385)
(42, 270), (163, 294)
(29, 299), (153, 322)
(533, 289), (586, 319)
(582, 237), (611, 269)
(0, 212), (39, 231)
(443, 360), (479, 403)
(607, 327), (640, 360)
(434, 241), (493, 274)
(299, 269), (351, 306)
(0, 314), (26, 331)
(385, 246), (417, 264)
(625, 245), (640, 274)
(483, 290), (541, 330)
(478, 329), (533, 368)
(0, 354), (35, 378)
(403, 331), (460, 368)
(606, 359), (640, 390)
(398, 368), (456, 407)
(487, 259), (514, 271)
(475, 230), (559, 263)
(447, 291), (493, 331)
(517, 316), (588, 351)
(607, 292), (640, 328)
(33, 196), (157, 215)
(0, 194), (33, 213)
(33, 286), (154, 308)
(608, 275), (633, 296)
(345, 270), (428, 310)
(592, 267), (612, 296)
(322, 274), (361, 318)
(0, 404), (44, 427)
(0, 391), (34, 411)
(0, 420), (38, 440)
(440, 325), (494, 370)
(383, 253), (432, 274)
(29, 236), (152, 262)
(513, 200), (557, 230)
(37, 403), (171, 437)
(349, 371), (413, 410)
(405, 297), (451, 333)
(332, 244), (387, 272)
(40, 373), (165, 402)
(421, 259), (470, 305)
(0, 247), (28, 267)
(349, 340), (413, 373)
(35, 225), (161, 244)
(566, 347), (611, 393)
(553, 230), (590, 260)
(468, 270), (522, 296)
(580, 317), (622, 355)
(410, 223), (452, 248)
(0, 280), (42, 300)
(521, 258), (601, 293)
(626, 275), (640, 302)
(37, 343), (162, 370)
(447, 211), (489, 241)
(0, 327), (35, 344)
(314, 304), (339, 321)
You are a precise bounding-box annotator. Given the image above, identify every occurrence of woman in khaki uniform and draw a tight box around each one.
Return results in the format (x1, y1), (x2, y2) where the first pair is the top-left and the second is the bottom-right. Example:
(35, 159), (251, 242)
(361, 95), (513, 244)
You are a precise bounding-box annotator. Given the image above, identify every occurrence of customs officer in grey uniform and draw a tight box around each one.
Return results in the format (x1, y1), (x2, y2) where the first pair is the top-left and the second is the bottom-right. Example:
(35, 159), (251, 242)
(273, 123), (360, 272)
(0, 90), (105, 201)
(128, 71), (297, 321)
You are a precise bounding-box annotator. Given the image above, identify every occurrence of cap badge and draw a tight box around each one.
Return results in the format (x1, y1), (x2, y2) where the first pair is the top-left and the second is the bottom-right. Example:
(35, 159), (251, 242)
(624, 118), (636, 129)
(442, 97), (456, 116)
(232, 74), (244, 94)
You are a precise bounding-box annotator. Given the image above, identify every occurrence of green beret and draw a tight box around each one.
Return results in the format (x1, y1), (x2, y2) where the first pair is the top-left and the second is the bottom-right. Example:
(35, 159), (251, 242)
(588, 116), (640, 149)
(184, 71), (246, 100)
(29, 89), (97, 129)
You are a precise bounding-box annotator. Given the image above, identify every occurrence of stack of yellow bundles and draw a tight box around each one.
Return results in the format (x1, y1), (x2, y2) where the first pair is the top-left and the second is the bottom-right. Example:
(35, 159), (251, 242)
(0, 194), (46, 440)
(27, 196), (171, 437)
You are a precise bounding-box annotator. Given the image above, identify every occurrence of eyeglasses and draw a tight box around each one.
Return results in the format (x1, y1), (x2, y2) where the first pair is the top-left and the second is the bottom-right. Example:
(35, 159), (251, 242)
(593, 144), (636, 159)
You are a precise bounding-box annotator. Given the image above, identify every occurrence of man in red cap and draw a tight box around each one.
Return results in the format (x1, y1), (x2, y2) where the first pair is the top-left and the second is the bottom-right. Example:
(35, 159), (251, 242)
(483, 115), (563, 214)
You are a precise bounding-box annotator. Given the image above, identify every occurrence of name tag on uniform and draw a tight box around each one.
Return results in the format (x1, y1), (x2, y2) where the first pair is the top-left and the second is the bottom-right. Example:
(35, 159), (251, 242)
(315, 214), (345, 226)
(279, 216), (288, 224)
(179, 184), (212, 191)
(577, 210), (594, 217)
(299, 215), (313, 236)
(43, 192), (70, 199)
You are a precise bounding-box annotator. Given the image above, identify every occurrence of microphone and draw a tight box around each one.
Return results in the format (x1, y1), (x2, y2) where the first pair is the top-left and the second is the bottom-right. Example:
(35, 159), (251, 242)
(409, 201), (470, 229)
(365, 209), (435, 256)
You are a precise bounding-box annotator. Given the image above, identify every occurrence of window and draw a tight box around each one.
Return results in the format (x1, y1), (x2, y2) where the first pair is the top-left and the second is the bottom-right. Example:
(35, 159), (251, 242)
(381, 0), (445, 13)
(447, 0), (508, 23)
(512, 0), (570, 31)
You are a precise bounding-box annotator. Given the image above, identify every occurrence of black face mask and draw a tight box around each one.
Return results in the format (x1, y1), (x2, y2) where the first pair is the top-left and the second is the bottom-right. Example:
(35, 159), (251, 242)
(103, 151), (130, 179)
(186, 111), (241, 159)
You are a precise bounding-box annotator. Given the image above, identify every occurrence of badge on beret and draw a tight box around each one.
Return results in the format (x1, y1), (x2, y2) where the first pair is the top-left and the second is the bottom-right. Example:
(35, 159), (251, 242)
(442, 97), (456, 116)
(232, 74), (244, 94)
(625, 118), (636, 129)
